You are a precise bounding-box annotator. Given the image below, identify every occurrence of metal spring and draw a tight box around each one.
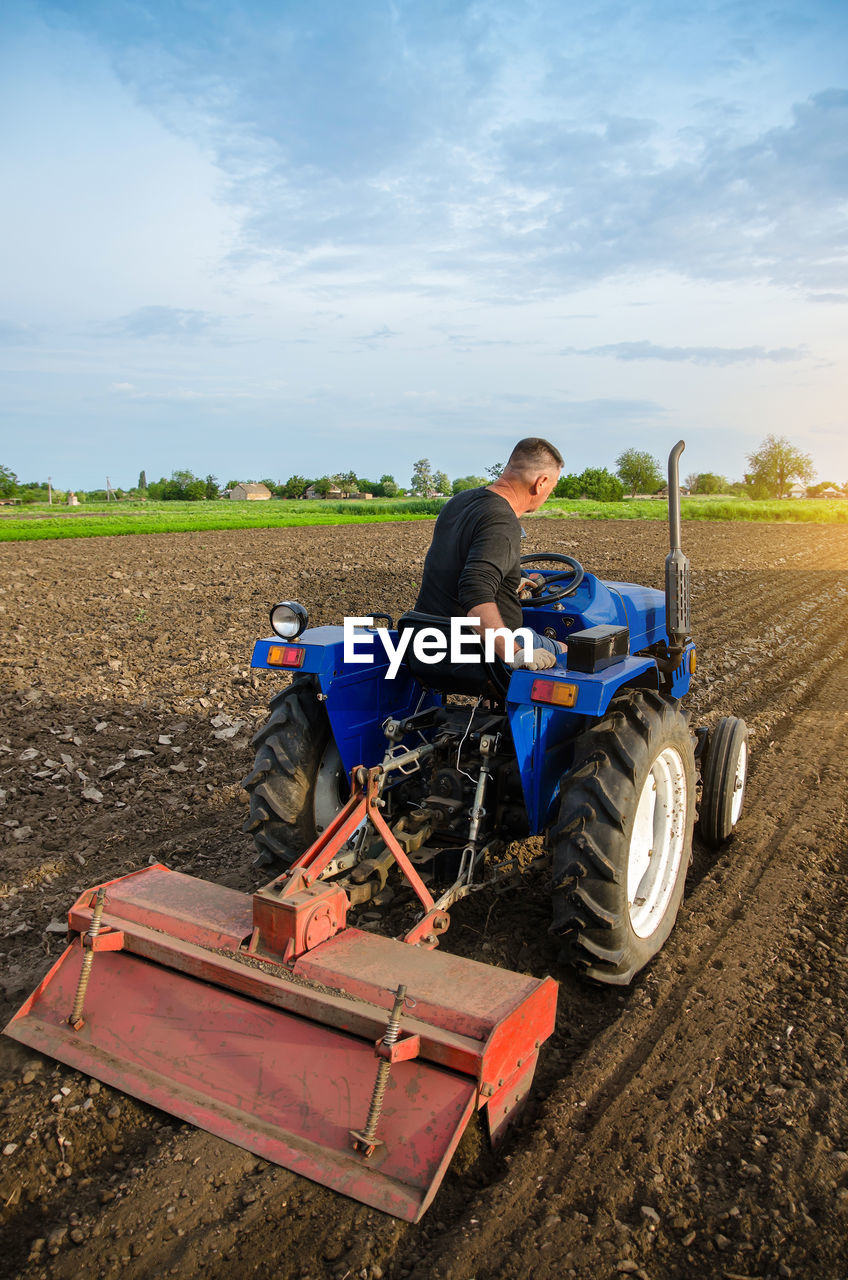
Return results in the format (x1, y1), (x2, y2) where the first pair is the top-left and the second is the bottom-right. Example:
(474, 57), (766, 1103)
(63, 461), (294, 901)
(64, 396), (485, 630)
(359, 984), (406, 1143)
(68, 887), (106, 1030)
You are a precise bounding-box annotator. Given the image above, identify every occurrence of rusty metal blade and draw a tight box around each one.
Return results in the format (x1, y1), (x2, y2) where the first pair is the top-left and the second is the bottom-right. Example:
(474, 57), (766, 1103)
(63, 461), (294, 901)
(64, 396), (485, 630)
(5, 940), (476, 1222)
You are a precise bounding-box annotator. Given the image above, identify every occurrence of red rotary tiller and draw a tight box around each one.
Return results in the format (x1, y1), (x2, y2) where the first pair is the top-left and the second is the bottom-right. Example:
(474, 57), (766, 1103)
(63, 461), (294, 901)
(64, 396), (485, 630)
(7, 748), (557, 1222)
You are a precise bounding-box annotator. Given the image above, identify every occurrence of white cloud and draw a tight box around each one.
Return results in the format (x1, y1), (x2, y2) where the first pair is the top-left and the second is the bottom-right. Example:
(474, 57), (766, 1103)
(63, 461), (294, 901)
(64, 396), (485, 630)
(561, 341), (808, 365)
(107, 306), (228, 341)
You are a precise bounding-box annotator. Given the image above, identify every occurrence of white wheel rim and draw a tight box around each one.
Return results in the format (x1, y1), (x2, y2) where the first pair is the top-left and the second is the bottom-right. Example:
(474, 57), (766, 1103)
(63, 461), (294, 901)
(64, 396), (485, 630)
(730, 738), (747, 826)
(314, 740), (347, 832)
(628, 746), (688, 939)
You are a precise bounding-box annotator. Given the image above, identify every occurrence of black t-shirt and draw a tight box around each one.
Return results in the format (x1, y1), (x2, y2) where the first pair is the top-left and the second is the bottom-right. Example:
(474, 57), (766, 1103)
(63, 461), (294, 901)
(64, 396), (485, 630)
(414, 487), (523, 629)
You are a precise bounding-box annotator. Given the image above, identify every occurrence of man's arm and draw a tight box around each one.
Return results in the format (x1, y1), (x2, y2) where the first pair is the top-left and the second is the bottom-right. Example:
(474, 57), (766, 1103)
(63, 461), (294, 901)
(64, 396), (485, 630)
(467, 600), (567, 664)
(466, 601), (512, 660)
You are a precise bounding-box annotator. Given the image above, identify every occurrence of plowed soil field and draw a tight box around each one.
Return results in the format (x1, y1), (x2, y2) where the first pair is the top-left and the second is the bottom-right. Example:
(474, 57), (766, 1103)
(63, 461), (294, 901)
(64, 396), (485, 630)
(1, 518), (847, 1280)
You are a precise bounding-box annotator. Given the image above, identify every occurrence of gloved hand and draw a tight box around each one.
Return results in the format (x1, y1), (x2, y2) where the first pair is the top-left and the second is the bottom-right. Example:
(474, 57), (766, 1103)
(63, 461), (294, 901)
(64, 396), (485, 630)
(513, 647), (557, 671)
(518, 572), (545, 600)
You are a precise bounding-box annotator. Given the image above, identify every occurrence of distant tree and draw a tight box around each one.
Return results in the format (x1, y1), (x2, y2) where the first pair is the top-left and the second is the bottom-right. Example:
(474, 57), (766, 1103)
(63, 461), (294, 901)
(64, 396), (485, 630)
(335, 470), (359, 496)
(691, 472), (727, 495)
(805, 480), (837, 498)
(452, 475), (487, 494)
(554, 473), (582, 499)
(577, 467), (625, 502)
(137, 469), (147, 492)
(432, 470), (451, 496)
(205, 474), (219, 499)
(410, 459), (433, 496)
(358, 475), (394, 497)
(224, 480), (238, 490)
(0, 465), (18, 497)
(616, 448), (664, 497)
(163, 469), (206, 501)
(745, 434), (815, 498)
(284, 474), (308, 499)
(17, 480), (53, 503)
(486, 462), (504, 481)
(555, 469), (623, 501)
(313, 476), (332, 496)
(743, 472), (770, 500)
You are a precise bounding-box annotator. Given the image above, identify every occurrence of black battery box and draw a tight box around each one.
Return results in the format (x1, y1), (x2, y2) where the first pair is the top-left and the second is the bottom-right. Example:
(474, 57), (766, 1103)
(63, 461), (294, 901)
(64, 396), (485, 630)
(566, 624), (629, 674)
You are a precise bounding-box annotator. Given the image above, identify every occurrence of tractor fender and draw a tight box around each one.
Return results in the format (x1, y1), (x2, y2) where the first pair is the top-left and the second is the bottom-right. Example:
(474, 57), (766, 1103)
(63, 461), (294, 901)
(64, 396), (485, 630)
(251, 626), (439, 780)
(506, 657), (665, 836)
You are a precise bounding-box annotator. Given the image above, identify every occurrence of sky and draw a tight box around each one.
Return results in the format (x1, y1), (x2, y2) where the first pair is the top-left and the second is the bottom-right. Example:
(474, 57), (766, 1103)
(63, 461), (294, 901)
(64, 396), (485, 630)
(1, 0), (847, 491)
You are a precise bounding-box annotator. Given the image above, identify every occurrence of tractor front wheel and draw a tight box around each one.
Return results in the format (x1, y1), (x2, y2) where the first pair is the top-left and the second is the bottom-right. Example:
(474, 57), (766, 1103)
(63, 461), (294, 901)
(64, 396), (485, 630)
(550, 690), (696, 985)
(698, 716), (748, 848)
(242, 676), (348, 867)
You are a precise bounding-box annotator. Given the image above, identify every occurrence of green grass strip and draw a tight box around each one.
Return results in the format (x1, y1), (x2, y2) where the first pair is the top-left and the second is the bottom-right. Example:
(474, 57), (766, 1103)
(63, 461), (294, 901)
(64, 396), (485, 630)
(1, 495), (847, 542)
(0, 499), (446, 536)
(543, 498), (848, 523)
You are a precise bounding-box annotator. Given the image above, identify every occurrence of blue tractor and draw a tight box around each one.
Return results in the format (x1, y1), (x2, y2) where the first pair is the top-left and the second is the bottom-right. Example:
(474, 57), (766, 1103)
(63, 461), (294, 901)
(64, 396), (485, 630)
(6, 443), (750, 1219)
(243, 441), (749, 985)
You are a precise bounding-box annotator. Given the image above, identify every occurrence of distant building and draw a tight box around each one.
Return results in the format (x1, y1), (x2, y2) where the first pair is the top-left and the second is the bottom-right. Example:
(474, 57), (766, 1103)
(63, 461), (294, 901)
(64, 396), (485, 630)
(653, 484), (690, 498)
(67, 492), (79, 506)
(228, 483), (272, 501)
(304, 484), (343, 499)
(787, 483), (807, 499)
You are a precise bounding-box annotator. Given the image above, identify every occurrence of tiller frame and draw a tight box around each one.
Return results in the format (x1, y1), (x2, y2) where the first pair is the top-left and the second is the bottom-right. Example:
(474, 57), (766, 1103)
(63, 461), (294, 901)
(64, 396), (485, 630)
(251, 760), (452, 964)
(5, 750), (557, 1222)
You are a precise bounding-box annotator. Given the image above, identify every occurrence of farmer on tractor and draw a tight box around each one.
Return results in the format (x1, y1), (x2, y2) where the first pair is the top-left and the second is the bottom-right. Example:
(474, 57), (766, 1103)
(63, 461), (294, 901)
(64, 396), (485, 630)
(413, 437), (568, 672)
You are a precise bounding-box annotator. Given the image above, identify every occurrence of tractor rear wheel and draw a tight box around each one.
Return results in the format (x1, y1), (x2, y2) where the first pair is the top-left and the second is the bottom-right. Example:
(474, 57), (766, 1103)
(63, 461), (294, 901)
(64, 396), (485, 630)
(242, 676), (348, 867)
(550, 689), (695, 985)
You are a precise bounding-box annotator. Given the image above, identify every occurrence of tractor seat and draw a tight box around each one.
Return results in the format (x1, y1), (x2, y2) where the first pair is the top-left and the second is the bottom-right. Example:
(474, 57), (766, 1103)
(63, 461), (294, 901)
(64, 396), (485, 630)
(396, 611), (511, 699)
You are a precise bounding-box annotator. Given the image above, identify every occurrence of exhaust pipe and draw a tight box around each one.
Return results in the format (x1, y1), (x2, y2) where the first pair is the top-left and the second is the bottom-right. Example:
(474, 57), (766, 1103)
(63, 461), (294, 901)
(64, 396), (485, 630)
(665, 440), (690, 664)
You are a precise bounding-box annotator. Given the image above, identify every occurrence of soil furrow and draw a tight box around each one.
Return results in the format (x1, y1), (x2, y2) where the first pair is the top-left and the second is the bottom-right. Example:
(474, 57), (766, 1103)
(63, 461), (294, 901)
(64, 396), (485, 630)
(392, 669), (848, 1279)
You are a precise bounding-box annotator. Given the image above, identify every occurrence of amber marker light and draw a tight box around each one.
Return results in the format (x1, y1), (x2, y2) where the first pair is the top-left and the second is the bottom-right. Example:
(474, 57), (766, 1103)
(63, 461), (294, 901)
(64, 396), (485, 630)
(266, 645), (306, 668)
(530, 679), (579, 707)
(689, 649), (697, 673)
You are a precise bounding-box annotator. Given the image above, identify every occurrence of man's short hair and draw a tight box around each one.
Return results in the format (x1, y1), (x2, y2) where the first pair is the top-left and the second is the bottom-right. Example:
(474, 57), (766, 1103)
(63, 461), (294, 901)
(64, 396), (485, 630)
(507, 437), (564, 474)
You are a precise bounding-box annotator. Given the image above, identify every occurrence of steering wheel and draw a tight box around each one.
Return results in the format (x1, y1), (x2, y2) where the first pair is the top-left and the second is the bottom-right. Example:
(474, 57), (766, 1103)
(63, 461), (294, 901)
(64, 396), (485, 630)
(519, 552), (585, 605)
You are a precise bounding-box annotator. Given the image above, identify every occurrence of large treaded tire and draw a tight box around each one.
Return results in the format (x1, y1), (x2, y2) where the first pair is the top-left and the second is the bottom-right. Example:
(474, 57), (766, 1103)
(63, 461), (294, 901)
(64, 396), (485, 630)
(698, 716), (748, 848)
(550, 689), (696, 985)
(242, 676), (345, 867)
